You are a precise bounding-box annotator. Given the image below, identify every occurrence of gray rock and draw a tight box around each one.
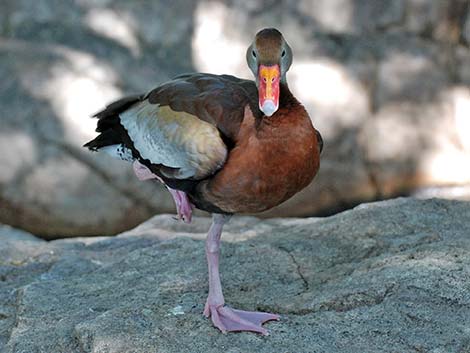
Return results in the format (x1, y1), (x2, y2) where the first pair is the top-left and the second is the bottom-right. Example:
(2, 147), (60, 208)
(2, 197), (470, 352)
(0, 38), (179, 238)
(0, 0), (197, 239)
(457, 45), (470, 84)
(374, 37), (449, 106)
(465, 9), (470, 44)
(297, 0), (405, 34)
(404, 0), (441, 34)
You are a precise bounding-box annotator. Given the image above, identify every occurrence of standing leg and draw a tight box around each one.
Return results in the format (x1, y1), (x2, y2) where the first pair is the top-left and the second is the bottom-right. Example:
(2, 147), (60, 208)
(203, 214), (280, 335)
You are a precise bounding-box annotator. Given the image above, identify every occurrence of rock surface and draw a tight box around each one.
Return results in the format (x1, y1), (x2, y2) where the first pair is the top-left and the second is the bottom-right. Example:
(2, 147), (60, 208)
(1, 197), (470, 352)
(1, 0), (470, 238)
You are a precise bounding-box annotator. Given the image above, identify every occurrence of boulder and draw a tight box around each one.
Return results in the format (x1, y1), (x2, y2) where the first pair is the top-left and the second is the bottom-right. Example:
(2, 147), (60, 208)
(1, 0), (470, 238)
(0, 0), (197, 238)
(2, 198), (470, 352)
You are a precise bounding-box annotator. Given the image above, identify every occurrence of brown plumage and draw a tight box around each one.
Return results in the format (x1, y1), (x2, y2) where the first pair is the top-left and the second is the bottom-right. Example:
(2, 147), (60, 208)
(195, 85), (319, 213)
(85, 73), (321, 214)
(84, 28), (322, 335)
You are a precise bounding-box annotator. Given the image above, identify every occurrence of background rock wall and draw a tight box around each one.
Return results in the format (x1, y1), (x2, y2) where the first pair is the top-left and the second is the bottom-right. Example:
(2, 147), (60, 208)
(1, 0), (469, 238)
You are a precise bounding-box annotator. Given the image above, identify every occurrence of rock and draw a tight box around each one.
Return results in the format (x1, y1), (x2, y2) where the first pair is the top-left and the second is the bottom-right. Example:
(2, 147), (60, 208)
(1, 0), (470, 238)
(298, 0), (405, 34)
(404, 0), (441, 34)
(2, 197), (470, 352)
(374, 37), (449, 106)
(0, 0), (196, 238)
(464, 9), (470, 44)
(457, 45), (470, 84)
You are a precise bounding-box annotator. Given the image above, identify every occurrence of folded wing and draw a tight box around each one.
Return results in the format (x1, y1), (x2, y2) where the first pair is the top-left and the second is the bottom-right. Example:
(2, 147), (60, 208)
(120, 101), (227, 179)
(84, 73), (259, 181)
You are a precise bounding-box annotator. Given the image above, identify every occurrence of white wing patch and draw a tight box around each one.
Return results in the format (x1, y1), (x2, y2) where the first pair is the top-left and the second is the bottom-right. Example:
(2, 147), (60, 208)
(100, 144), (134, 162)
(119, 101), (227, 179)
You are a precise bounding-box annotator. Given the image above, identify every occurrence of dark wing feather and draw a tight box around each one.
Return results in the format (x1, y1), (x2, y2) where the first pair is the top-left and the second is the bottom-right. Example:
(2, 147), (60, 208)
(315, 129), (323, 154)
(84, 74), (258, 186)
(146, 73), (260, 142)
(84, 94), (143, 152)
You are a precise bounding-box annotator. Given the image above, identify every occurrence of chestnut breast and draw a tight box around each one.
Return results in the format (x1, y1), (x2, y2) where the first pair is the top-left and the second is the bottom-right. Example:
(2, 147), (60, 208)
(200, 105), (320, 213)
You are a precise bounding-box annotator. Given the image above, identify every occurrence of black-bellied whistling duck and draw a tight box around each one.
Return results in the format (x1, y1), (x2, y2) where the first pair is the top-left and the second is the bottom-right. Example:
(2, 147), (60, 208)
(84, 28), (322, 335)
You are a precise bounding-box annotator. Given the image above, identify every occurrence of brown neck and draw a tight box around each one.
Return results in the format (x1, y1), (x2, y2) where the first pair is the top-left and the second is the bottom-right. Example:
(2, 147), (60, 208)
(257, 83), (306, 130)
(279, 82), (298, 109)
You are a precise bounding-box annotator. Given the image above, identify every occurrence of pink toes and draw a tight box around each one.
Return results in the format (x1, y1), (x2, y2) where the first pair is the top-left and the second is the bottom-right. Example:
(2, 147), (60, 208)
(230, 308), (280, 326)
(204, 304), (279, 335)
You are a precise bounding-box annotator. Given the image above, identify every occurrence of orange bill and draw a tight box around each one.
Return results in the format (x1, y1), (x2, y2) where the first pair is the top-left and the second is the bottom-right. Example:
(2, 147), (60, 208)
(258, 64), (280, 116)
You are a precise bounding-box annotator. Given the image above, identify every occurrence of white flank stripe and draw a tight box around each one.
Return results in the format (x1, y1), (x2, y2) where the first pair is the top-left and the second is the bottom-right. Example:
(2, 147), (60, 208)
(100, 144), (134, 162)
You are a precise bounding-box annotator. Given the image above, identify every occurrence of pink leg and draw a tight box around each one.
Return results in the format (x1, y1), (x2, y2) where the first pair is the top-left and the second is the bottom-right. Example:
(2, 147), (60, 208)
(203, 214), (280, 335)
(132, 160), (193, 223)
(133, 160), (161, 181)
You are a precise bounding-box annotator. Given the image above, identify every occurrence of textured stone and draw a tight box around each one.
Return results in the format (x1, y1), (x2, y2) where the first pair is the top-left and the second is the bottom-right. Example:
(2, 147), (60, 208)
(457, 46), (470, 84)
(404, 0), (441, 34)
(375, 37), (449, 106)
(298, 0), (405, 34)
(1, 198), (470, 352)
(0, 37), (178, 239)
(464, 9), (470, 44)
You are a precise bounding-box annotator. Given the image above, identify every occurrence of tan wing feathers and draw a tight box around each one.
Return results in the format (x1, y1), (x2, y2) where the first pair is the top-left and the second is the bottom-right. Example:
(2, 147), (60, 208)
(119, 100), (227, 180)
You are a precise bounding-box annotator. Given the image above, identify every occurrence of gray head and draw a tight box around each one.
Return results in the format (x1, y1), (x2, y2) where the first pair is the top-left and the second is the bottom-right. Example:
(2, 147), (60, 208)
(246, 28), (293, 116)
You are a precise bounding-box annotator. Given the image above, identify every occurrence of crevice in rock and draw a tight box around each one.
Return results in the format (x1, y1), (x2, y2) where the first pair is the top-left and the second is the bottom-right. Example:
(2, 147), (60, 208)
(315, 285), (396, 313)
(407, 284), (470, 307)
(73, 328), (89, 353)
(5, 287), (25, 347)
(273, 283), (397, 316)
(378, 283), (396, 303)
(277, 246), (309, 293)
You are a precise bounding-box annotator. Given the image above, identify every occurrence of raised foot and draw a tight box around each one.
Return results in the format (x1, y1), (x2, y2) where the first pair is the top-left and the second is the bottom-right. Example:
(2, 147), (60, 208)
(132, 160), (193, 223)
(133, 160), (162, 181)
(168, 188), (193, 223)
(204, 304), (280, 335)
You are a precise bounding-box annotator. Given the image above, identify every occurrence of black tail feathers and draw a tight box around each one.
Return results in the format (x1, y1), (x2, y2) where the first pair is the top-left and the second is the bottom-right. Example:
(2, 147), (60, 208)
(83, 94), (143, 151)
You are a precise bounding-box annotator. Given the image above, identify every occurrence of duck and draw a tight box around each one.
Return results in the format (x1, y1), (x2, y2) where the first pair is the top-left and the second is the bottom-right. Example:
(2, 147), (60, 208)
(84, 28), (322, 335)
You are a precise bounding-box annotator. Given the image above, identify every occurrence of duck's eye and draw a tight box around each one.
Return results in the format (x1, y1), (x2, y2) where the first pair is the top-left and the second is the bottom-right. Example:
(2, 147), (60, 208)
(281, 49), (286, 57)
(252, 50), (257, 58)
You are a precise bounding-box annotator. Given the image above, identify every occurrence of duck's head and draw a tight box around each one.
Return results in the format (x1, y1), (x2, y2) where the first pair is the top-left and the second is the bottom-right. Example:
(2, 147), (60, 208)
(246, 28), (293, 117)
